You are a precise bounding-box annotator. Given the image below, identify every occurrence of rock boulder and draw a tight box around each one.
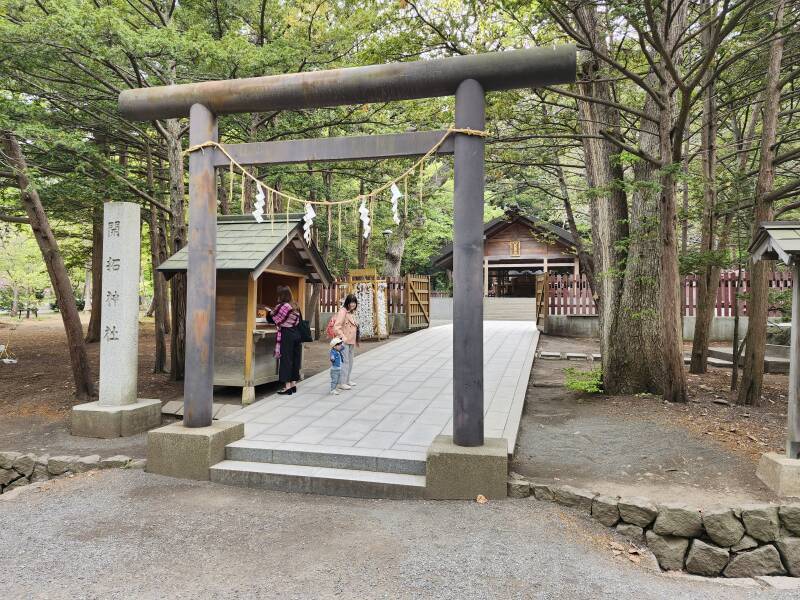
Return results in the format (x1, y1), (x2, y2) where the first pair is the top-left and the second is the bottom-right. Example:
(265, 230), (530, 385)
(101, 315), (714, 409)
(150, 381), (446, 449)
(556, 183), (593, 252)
(12, 453), (36, 478)
(531, 484), (554, 502)
(776, 536), (800, 577)
(723, 545), (786, 578)
(618, 497), (658, 528)
(592, 495), (620, 527)
(653, 503), (703, 538)
(48, 455), (79, 476)
(779, 505), (800, 536)
(552, 485), (595, 513)
(645, 530), (689, 571)
(703, 508), (745, 547)
(741, 505), (781, 542)
(685, 539), (730, 577)
(616, 523), (645, 544)
(0, 451), (21, 470)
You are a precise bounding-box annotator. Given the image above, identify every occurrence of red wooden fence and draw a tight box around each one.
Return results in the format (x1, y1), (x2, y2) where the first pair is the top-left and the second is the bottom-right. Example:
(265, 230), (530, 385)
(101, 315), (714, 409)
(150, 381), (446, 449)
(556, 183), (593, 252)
(545, 270), (792, 317)
(548, 274), (597, 316)
(321, 271), (793, 317)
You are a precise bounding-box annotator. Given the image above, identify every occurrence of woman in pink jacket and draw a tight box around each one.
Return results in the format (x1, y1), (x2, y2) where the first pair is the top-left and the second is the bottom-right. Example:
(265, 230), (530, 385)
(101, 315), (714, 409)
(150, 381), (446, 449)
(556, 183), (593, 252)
(333, 294), (358, 390)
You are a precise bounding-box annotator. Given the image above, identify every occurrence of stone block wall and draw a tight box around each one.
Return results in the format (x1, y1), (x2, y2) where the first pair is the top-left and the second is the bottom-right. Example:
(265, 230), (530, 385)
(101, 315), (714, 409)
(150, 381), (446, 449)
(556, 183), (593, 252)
(508, 478), (800, 578)
(0, 451), (145, 494)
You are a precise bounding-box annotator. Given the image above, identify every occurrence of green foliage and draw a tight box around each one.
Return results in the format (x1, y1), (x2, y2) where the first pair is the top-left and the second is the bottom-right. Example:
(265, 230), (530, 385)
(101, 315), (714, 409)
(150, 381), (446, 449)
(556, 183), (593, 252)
(679, 249), (730, 276)
(0, 227), (52, 312)
(563, 367), (603, 394)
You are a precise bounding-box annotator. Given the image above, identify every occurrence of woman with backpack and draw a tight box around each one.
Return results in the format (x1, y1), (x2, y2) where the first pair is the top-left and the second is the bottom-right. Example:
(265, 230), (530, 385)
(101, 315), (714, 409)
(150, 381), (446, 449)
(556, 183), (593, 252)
(270, 285), (302, 395)
(332, 294), (358, 390)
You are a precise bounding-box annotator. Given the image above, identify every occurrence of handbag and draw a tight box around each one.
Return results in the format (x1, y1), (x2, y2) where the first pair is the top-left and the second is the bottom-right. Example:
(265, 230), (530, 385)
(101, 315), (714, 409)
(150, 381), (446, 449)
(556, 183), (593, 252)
(297, 311), (313, 343)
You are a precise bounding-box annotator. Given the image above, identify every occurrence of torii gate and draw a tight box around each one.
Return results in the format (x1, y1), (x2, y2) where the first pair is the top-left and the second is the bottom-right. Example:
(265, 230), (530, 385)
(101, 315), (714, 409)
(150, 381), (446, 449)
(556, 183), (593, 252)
(119, 46), (576, 448)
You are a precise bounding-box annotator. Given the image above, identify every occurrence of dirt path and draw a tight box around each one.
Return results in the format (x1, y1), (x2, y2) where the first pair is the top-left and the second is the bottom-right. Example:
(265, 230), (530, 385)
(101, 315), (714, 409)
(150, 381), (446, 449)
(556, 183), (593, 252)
(513, 335), (787, 504)
(0, 314), (399, 456)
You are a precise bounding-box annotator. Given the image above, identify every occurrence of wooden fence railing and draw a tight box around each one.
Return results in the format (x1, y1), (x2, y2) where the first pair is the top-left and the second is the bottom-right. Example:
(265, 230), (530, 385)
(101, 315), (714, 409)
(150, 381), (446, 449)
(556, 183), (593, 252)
(319, 275), (427, 316)
(426, 271), (793, 317)
(547, 271), (793, 317)
(682, 270), (793, 317)
(548, 274), (597, 316)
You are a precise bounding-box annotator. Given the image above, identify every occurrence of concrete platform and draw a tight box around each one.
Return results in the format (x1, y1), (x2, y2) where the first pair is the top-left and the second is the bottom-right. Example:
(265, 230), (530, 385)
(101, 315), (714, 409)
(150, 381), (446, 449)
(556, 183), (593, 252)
(210, 322), (539, 498)
(71, 398), (161, 438)
(147, 420), (244, 480)
(756, 452), (800, 497)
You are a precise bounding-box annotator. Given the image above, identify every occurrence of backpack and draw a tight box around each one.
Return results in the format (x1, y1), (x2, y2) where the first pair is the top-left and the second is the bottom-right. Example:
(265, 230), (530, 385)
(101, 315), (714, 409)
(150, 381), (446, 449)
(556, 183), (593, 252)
(325, 316), (337, 339)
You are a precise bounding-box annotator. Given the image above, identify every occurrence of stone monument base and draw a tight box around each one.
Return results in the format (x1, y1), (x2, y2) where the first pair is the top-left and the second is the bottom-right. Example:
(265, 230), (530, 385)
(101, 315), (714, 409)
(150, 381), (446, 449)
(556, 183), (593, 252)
(757, 452), (800, 497)
(71, 398), (162, 439)
(425, 435), (508, 500)
(146, 420), (244, 480)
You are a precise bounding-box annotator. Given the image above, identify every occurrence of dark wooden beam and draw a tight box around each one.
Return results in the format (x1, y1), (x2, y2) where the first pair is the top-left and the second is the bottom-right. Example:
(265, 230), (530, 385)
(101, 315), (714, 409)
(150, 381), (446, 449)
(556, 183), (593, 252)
(212, 131), (455, 167)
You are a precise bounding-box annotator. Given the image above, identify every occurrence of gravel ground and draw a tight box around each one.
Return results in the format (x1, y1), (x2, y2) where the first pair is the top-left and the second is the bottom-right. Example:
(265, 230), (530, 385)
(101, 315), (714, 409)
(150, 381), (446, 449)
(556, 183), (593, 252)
(0, 470), (792, 599)
(515, 335), (777, 504)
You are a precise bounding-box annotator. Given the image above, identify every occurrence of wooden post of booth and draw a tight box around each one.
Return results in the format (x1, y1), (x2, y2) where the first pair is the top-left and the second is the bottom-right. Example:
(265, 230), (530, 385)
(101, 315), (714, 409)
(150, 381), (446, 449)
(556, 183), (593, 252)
(242, 274), (257, 405)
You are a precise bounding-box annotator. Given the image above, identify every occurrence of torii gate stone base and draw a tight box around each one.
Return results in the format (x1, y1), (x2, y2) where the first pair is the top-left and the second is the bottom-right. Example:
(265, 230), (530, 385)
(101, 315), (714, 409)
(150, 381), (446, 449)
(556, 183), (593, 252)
(119, 47), (576, 496)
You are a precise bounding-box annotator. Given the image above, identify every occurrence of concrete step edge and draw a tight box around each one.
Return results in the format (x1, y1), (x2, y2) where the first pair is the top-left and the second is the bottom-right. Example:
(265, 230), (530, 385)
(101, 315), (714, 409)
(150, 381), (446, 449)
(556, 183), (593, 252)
(225, 441), (427, 475)
(210, 460), (426, 499)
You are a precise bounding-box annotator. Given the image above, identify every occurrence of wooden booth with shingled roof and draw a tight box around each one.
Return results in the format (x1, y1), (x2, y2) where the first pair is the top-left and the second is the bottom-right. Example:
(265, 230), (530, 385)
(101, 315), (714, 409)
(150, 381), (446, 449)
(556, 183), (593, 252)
(159, 214), (333, 404)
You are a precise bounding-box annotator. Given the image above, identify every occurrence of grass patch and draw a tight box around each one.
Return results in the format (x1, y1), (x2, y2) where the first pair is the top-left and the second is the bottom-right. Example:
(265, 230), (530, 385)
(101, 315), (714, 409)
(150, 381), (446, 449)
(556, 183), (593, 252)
(563, 367), (603, 394)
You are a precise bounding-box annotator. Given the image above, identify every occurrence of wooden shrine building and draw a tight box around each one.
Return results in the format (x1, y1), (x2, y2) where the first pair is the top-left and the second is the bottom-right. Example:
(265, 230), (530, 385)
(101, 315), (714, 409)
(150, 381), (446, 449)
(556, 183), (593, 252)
(432, 207), (579, 298)
(159, 215), (333, 404)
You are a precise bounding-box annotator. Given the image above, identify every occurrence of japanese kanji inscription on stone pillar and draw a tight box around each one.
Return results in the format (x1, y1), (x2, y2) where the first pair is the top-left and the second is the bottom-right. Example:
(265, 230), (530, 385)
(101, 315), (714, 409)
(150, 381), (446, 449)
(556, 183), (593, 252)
(71, 201), (161, 438)
(99, 201), (140, 406)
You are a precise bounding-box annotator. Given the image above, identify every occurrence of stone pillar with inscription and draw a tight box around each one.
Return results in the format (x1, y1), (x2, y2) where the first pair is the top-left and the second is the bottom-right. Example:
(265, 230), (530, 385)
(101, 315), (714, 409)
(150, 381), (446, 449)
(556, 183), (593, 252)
(71, 202), (161, 438)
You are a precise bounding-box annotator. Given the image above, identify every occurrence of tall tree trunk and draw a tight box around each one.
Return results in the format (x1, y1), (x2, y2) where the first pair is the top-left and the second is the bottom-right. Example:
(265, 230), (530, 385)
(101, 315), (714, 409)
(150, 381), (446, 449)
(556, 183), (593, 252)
(85, 206), (103, 342)
(605, 76), (664, 394)
(657, 89), (689, 403)
(383, 229), (408, 278)
(145, 143), (167, 373)
(164, 118), (186, 380)
(149, 207), (167, 373)
(690, 36), (719, 375)
(218, 171), (230, 215)
(571, 4), (630, 382)
(555, 156), (595, 295)
(681, 137), (690, 255)
(655, 0), (690, 403)
(2, 132), (94, 401)
(156, 198), (171, 336)
(10, 285), (18, 317)
(738, 0), (786, 406)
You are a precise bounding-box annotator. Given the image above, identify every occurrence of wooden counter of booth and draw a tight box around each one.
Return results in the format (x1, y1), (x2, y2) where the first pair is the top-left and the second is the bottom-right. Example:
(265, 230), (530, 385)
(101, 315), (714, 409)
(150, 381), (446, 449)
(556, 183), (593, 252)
(158, 215), (333, 404)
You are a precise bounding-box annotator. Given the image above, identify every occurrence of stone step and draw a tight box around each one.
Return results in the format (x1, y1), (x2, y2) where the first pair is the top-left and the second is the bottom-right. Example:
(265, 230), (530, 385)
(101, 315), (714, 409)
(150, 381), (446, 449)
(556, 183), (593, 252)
(210, 460), (426, 499)
(225, 440), (427, 475)
(682, 354), (734, 368)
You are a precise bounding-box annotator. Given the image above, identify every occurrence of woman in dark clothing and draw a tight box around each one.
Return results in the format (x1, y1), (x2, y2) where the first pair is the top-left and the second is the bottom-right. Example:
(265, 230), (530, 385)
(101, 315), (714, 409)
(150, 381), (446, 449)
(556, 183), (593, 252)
(270, 285), (302, 395)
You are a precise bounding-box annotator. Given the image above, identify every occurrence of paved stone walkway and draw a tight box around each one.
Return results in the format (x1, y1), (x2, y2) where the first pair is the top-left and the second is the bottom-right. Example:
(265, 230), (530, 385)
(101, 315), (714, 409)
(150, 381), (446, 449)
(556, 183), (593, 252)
(226, 321), (538, 462)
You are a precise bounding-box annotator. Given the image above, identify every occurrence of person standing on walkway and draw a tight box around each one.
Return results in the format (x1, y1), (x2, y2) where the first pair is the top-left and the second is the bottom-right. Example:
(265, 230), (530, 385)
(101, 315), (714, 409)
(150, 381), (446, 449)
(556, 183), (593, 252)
(271, 285), (302, 395)
(329, 337), (344, 395)
(333, 294), (358, 390)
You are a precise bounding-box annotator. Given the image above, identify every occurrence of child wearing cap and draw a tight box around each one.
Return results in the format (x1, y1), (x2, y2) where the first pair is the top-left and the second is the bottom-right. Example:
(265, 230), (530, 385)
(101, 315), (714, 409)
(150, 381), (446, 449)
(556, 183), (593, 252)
(329, 337), (344, 395)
